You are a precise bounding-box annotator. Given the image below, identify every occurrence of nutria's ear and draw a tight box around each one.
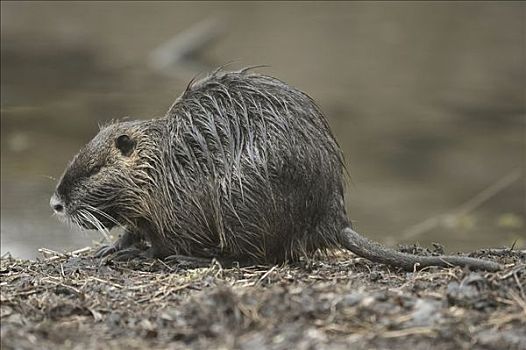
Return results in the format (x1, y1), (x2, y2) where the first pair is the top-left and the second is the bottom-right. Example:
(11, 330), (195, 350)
(115, 134), (135, 156)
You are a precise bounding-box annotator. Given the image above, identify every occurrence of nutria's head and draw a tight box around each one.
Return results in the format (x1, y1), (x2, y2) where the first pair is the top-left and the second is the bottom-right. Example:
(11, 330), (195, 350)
(50, 120), (162, 231)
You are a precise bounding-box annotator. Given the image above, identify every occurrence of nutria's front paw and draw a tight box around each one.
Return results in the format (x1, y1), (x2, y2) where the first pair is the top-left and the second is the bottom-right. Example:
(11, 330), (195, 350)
(94, 244), (118, 258)
(96, 248), (149, 264)
(109, 247), (147, 261)
(94, 230), (143, 259)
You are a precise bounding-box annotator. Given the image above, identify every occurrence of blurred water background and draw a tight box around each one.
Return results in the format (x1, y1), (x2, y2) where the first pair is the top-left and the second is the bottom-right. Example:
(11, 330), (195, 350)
(1, 2), (524, 259)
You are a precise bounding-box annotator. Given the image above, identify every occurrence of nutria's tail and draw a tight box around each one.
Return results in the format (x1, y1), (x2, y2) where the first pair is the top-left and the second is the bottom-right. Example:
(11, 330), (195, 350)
(340, 227), (502, 271)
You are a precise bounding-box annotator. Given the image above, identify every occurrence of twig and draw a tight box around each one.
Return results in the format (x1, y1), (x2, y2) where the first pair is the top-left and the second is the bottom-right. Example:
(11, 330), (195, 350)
(381, 327), (435, 338)
(254, 265), (278, 286)
(401, 169), (522, 240)
(513, 272), (525, 301)
(472, 248), (526, 258)
(41, 278), (82, 295)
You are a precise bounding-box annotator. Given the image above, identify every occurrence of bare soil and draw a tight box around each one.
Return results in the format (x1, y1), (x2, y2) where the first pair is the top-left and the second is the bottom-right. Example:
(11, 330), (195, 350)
(1, 247), (525, 350)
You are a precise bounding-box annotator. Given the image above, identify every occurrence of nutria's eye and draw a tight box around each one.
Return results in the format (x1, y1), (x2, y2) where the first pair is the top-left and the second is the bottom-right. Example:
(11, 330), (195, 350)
(115, 134), (135, 157)
(88, 164), (102, 177)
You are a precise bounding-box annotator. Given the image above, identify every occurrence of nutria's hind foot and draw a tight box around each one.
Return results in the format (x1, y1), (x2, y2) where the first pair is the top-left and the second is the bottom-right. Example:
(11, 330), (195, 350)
(164, 255), (215, 268)
(164, 255), (252, 269)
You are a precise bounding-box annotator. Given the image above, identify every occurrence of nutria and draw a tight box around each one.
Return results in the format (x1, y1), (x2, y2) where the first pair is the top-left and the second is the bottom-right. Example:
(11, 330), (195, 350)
(50, 68), (501, 271)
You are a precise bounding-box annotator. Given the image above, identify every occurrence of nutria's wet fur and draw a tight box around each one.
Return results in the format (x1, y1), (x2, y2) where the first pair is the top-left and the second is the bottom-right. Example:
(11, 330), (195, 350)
(51, 68), (501, 271)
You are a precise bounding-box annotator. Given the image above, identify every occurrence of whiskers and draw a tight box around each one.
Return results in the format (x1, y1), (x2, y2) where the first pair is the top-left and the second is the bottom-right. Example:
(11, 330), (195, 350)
(77, 209), (111, 242)
(69, 206), (124, 243)
(85, 205), (124, 230)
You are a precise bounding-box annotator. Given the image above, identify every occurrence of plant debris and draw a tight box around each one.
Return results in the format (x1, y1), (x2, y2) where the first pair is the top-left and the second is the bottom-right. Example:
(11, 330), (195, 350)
(1, 248), (525, 349)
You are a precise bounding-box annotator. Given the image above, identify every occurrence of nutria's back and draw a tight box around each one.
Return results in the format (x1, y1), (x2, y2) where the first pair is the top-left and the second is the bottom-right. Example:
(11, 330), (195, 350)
(156, 70), (349, 262)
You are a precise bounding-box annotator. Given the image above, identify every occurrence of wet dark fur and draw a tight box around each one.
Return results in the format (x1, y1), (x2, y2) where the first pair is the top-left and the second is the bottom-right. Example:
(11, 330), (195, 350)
(54, 69), (347, 263)
(52, 68), (501, 271)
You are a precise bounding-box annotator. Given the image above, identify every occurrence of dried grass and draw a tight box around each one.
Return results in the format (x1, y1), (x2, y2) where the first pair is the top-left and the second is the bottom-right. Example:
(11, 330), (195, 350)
(1, 249), (524, 349)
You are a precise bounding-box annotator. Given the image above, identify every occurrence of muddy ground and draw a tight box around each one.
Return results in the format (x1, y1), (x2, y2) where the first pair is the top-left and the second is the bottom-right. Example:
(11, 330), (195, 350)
(1, 247), (525, 350)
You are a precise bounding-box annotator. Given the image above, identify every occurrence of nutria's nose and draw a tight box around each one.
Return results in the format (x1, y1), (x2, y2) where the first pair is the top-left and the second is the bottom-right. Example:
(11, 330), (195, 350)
(50, 194), (65, 214)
